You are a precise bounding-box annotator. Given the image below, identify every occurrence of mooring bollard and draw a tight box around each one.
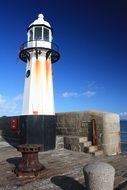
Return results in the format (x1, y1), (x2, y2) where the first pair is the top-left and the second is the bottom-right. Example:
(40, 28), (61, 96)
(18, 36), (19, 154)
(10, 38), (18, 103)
(83, 161), (115, 190)
(14, 144), (45, 177)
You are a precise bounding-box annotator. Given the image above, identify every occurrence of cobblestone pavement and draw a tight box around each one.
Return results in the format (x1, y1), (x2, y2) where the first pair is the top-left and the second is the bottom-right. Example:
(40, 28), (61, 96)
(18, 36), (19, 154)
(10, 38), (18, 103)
(0, 142), (127, 190)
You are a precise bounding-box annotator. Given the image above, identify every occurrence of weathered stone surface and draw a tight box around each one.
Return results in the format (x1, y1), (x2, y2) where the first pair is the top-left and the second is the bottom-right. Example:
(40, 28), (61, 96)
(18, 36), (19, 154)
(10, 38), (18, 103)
(102, 113), (121, 155)
(92, 150), (104, 156)
(70, 142), (84, 152)
(84, 145), (98, 154)
(56, 111), (120, 155)
(84, 141), (92, 147)
(64, 136), (87, 144)
(55, 136), (64, 149)
(83, 162), (115, 190)
(0, 143), (127, 189)
(63, 136), (91, 153)
(79, 137), (87, 143)
(88, 145), (98, 153)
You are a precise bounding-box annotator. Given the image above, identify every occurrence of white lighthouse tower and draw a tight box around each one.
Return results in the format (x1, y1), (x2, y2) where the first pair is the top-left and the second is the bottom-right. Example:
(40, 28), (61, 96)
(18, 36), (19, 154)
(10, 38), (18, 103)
(19, 14), (60, 115)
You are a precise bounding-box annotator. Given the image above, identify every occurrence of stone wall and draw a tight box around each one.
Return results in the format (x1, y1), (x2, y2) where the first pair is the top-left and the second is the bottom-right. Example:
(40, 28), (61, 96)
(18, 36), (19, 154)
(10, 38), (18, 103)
(56, 111), (121, 155)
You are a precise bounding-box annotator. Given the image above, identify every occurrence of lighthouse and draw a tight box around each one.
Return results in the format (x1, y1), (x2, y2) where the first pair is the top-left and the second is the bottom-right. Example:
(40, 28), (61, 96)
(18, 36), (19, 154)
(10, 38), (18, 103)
(19, 14), (60, 115)
(15, 14), (60, 150)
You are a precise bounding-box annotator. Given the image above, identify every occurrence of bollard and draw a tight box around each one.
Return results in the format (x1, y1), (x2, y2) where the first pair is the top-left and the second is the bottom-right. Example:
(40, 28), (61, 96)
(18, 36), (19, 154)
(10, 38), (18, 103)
(83, 161), (115, 190)
(14, 144), (45, 177)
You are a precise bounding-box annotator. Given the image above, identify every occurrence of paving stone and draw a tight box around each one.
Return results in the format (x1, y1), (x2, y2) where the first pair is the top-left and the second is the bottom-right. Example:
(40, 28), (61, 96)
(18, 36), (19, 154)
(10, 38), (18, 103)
(0, 142), (127, 189)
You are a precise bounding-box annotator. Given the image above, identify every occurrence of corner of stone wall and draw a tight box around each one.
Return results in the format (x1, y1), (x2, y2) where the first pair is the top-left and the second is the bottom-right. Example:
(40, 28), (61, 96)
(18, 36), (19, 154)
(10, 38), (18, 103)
(102, 112), (121, 155)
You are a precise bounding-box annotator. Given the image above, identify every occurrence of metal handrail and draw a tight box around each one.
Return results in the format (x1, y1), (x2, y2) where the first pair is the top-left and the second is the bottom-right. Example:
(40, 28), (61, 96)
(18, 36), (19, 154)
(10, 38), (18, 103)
(120, 131), (127, 144)
(20, 40), (59, 52)
(120, 131), (127, 134)
(121, 142), (127, 144)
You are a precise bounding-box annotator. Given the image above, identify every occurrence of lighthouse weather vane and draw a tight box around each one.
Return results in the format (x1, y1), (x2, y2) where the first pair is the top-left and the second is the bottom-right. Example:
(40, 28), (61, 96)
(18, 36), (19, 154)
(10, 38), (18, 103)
(19, 13), (60, 115)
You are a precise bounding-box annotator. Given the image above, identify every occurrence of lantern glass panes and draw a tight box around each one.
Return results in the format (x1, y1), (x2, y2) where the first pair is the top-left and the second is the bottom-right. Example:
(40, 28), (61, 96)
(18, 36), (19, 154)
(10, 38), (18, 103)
(43, 27), (49, 41)
(35, 27), (42, 40)
(29, 29), (33, 41)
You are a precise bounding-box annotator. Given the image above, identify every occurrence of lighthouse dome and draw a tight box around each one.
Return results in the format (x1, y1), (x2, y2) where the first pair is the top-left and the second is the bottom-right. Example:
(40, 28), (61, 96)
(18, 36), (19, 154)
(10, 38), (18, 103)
(28, 14), (51, 28)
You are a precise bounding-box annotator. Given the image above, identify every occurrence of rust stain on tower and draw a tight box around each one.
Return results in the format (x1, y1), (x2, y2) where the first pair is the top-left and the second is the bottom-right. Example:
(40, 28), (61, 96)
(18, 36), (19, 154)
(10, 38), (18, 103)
(35, 59), (41, 85)
(46, 57), (52, 91)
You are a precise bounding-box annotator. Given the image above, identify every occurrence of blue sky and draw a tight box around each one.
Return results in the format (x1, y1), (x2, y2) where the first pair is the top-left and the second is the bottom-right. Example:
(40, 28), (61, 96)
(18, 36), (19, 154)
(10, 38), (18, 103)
(0, 0), (127, 119)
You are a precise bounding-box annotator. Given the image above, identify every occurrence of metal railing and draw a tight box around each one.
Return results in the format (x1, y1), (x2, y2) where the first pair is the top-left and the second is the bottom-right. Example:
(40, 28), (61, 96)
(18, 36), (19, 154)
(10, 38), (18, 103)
(20, 40), (60, 52)
(120, 131), (127, 152)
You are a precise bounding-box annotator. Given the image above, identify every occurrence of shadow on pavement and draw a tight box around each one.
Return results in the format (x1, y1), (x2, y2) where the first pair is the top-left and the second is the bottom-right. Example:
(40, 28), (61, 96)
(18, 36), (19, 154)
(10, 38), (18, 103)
(6, 157), (22, 168)
(51, 175), (86, 190)
(114, 180), (127, 190)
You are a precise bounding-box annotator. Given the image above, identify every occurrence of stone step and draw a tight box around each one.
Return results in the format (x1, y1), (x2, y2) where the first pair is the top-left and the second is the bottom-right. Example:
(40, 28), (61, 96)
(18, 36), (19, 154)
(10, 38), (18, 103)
(88, 145), (98, 153)
(64, 136), (87, 145)
(56, 136), (64, 143)
(56, 136), (64, 149)
(84, 145), (98, 153)
(79, 137), (88, 143)
(70, 142), (84, 152)
(56, 143), (64, 149)
(92, 150), (104, 156)
(84, 141), (92, 147)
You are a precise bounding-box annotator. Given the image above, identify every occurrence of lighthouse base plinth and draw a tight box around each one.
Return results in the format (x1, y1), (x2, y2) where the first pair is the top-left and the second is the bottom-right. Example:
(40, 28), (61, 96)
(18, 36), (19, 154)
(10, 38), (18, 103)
(18, 115), (56, 151)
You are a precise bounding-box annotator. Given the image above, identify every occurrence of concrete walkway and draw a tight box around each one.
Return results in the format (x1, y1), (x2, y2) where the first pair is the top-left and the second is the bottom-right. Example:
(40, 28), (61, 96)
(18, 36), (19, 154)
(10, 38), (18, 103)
(0, 142), (127, 190)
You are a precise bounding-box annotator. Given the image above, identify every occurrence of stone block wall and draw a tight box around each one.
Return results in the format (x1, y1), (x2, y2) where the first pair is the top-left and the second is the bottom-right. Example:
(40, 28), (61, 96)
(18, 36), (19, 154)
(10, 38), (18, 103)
(56, 111), (103, 147)
(56, 111), (121, 155)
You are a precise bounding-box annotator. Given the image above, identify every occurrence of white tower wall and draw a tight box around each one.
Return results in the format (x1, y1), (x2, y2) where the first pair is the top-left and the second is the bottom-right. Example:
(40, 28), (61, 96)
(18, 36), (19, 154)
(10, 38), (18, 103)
(22, 51), (54, 115)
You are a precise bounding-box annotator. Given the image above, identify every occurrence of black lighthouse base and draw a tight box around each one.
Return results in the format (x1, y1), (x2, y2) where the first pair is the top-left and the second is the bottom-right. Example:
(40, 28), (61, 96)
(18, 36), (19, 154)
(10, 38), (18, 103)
(19, 115), (56, 151)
